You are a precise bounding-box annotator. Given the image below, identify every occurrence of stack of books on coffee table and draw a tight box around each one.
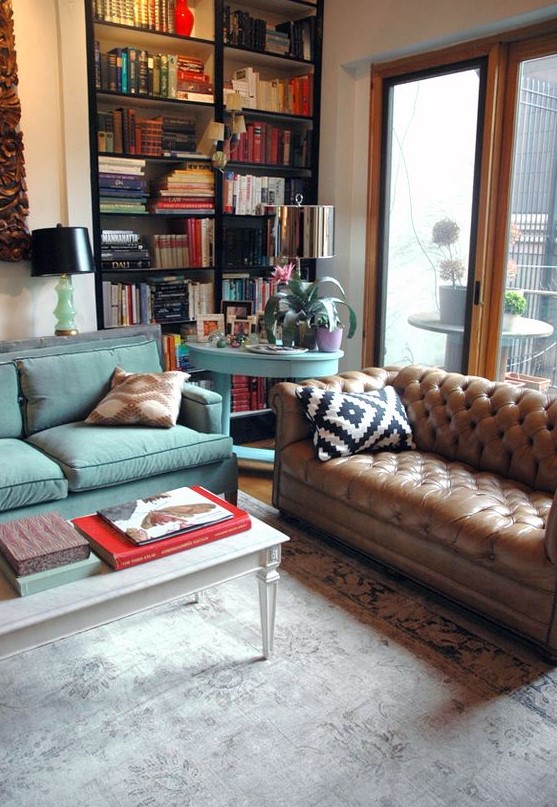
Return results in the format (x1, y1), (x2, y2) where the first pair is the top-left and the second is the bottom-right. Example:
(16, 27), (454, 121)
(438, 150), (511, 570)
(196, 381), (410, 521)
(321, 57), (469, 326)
(72, 486), (251, 570)
(0, 513), (102, 596)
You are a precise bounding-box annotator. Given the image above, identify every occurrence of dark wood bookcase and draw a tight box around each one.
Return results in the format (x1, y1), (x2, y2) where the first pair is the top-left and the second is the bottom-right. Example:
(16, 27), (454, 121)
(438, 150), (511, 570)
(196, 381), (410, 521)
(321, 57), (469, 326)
(84, 0), (322, 426)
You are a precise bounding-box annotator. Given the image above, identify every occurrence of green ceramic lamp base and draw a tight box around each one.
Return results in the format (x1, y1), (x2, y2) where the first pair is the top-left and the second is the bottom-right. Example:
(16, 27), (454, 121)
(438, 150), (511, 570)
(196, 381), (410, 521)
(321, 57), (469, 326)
(54, 274), (78, 336)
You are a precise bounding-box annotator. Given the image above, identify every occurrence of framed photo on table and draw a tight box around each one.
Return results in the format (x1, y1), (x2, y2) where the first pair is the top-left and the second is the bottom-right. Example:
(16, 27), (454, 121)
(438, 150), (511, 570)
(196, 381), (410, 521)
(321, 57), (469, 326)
(197, 314), (225, 342)
(256, 312), (268, 342)
(229, 316), (257, 337)
(222, 300), (253, 333)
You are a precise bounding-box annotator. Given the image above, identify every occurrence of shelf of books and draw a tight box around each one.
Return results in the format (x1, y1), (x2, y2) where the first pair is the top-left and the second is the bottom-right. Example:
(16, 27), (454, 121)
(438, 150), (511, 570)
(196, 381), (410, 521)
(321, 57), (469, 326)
(86, 0), (323, 432)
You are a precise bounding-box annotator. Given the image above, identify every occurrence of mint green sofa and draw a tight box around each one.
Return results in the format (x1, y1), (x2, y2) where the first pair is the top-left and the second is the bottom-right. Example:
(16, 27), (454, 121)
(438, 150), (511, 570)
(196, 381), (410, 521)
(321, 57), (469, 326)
(0, 325), (237, 524)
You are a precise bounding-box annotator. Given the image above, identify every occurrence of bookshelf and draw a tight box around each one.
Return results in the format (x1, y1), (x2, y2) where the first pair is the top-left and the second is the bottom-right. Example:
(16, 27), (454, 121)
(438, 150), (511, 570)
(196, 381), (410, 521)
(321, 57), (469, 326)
(84, 0), (323, 414)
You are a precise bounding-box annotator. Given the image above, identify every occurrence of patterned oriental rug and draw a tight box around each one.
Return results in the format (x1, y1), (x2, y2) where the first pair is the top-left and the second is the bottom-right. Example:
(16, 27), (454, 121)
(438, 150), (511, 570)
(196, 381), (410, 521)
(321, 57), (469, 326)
(1, 493), (557, 807)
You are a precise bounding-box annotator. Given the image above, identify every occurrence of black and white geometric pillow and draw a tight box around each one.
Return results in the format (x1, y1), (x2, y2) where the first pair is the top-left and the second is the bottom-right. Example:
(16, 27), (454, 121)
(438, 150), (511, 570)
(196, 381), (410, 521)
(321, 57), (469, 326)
(296, 385), (416, 461)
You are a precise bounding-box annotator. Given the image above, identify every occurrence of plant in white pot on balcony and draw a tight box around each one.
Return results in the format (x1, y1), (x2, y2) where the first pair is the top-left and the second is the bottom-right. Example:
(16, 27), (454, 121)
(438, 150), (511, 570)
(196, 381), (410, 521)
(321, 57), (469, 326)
(503, 289), (527, 330)
(432, 217), (467, 324)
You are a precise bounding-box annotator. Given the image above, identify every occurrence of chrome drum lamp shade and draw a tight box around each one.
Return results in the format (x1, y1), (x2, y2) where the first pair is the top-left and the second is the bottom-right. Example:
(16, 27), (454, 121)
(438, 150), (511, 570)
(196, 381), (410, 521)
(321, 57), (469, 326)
(271, 201), (335, 262)
(31, 226), (95, 336)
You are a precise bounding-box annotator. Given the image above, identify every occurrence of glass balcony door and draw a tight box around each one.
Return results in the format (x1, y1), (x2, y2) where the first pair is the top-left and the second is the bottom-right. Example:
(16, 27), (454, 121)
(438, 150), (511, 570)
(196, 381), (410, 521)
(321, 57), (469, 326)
(376, 62), (485, 372)
(498, 52), (557, 391)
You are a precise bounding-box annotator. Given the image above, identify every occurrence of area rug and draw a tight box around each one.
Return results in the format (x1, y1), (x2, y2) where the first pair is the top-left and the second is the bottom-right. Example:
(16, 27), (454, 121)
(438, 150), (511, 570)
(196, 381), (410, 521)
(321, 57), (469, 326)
(1, 493), (557, 807)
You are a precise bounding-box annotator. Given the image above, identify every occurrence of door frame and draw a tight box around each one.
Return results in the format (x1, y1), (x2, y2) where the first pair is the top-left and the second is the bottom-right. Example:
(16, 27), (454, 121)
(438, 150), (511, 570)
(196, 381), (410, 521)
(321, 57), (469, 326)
(364, 26), (557, 377)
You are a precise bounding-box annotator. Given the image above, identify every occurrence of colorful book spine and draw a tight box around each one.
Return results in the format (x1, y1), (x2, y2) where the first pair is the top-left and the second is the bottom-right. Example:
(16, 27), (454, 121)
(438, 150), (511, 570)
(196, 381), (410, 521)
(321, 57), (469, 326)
(72, 487), (251, 570)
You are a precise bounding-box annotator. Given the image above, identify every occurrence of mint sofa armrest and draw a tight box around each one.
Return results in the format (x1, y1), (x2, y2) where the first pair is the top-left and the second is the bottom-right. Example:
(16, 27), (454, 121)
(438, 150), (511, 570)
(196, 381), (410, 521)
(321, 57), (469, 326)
(179, 385), (223, 434)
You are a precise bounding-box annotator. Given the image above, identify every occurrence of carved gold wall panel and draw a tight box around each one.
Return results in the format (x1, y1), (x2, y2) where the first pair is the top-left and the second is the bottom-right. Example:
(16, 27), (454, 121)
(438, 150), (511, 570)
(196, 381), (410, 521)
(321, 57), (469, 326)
(0, 0), (30, 261)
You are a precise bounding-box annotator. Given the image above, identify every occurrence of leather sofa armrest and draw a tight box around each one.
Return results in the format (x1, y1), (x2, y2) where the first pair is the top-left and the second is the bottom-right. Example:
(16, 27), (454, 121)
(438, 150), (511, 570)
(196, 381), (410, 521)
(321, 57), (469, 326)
(270, 381), (313, 450)
(544, 490), (557, 564)
(179, 385), (223, 434)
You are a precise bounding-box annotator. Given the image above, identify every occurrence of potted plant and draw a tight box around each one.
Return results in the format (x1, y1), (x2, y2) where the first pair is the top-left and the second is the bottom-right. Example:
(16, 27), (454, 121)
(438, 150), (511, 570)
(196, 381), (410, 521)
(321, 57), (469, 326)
(314, 312), (344, 352)
(503, 290), (527, 330)
(432, 217), (467, 324)
(264, 262), (357, 349)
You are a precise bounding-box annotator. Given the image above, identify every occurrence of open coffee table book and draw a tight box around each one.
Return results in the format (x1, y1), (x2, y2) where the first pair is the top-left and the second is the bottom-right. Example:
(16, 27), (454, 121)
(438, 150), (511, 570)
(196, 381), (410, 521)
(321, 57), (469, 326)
(73, 486), (251, 568)
(0, 491), (289, 662)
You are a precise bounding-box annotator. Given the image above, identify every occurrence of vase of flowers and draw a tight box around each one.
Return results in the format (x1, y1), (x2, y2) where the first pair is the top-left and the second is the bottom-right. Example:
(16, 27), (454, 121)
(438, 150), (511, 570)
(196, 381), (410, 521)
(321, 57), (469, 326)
(432, 217), (467, 325)
(264, 262), (357, 348)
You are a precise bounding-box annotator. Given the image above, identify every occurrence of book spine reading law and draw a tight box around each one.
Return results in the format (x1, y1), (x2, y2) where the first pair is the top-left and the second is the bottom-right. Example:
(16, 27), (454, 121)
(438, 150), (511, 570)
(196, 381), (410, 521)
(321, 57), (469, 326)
(72, 488), (251, 570)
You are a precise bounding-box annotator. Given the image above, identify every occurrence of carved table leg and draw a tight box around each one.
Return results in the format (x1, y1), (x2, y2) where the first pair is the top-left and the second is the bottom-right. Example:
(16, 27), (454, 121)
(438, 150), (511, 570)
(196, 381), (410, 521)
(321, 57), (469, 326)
(256, 545), (281, 659)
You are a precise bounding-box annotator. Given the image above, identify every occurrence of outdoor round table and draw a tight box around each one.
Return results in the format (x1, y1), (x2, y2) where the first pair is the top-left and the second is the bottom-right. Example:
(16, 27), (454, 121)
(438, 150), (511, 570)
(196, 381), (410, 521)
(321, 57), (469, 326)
(408, 312), (554, 376)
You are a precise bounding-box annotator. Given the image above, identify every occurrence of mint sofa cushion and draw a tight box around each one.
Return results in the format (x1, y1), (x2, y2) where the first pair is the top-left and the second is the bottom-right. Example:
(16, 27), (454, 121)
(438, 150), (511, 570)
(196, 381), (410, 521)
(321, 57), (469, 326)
(0, 438), (67, 512)
(0, 362), (22, 438)
(18, 340), (162, 435)
(27, 422), (234, 492)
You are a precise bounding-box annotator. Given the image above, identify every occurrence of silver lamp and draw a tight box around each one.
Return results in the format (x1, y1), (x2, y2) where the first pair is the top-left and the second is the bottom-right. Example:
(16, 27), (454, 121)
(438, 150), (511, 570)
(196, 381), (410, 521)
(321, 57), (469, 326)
(269, 195), (335, 274)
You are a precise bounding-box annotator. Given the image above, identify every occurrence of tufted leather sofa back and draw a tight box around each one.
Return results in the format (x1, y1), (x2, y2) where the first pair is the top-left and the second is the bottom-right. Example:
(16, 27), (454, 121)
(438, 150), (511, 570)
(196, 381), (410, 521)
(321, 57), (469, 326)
(302, 365), (557, 494)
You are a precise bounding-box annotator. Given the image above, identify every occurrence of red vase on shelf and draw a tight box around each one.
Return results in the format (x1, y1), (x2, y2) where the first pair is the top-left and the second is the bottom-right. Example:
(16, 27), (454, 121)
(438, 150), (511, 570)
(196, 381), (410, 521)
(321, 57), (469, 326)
(175, 0), (194, 37)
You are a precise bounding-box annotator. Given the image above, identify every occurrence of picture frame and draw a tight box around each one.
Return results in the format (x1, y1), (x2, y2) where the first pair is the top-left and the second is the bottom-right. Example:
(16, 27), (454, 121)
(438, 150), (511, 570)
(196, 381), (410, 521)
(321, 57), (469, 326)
(196, 314), (225, 342)
(222, 300), (253, 333)
(256, 312), (268, 342)
(229, 315), (257, 337)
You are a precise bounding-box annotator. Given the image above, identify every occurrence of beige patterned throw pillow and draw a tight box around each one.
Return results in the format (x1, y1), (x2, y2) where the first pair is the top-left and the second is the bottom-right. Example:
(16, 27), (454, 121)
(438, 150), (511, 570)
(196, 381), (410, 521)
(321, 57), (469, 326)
(85, 367), (189, 427)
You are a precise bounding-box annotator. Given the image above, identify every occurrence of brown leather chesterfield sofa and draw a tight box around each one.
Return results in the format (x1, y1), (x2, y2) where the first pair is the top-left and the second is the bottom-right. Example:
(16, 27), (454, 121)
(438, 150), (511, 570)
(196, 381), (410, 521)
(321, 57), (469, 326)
(270, 364), (557, 659)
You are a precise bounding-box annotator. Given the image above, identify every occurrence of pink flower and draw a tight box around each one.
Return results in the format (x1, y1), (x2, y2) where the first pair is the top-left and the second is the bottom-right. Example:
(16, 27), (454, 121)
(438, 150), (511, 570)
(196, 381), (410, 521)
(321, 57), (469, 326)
(271, 261), (296, 284)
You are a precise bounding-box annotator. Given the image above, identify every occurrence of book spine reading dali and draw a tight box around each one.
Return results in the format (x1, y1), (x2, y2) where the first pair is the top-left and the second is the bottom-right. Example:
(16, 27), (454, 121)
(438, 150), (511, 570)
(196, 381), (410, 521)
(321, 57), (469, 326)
(72, 489), (251, 570)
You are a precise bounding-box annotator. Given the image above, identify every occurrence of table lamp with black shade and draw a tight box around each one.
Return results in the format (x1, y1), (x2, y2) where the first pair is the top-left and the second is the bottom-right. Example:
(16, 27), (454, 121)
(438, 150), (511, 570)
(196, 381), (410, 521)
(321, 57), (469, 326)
(31, 225), (95, 336)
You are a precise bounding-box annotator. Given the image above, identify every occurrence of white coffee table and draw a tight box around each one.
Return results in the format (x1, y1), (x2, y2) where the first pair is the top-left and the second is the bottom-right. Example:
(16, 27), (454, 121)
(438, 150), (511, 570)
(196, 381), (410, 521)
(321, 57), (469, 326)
(0, 516), (289, 662)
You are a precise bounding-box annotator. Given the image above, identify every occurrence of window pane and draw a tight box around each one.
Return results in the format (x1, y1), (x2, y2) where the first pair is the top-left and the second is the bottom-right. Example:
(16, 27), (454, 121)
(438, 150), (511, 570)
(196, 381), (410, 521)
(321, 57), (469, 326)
(500, 55), (557, 391)
(380, 67), (481, 371)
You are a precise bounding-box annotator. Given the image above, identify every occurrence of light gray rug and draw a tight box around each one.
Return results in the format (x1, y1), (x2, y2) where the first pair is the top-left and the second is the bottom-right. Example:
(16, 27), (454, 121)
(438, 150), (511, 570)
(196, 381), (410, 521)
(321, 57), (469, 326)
(1, 493), (557, 807)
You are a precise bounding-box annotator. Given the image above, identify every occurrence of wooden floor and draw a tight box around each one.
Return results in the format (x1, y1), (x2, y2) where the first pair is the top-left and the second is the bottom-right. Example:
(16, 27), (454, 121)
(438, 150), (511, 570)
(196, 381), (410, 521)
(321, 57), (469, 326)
(237, 439), (274, 506)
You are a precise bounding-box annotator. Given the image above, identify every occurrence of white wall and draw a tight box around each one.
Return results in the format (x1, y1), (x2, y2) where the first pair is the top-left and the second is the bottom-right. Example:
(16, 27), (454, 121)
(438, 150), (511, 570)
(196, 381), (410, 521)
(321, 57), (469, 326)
(4, 0), (557, 348)
(321, 0), (557, 370)
(1, 0), (95, 339)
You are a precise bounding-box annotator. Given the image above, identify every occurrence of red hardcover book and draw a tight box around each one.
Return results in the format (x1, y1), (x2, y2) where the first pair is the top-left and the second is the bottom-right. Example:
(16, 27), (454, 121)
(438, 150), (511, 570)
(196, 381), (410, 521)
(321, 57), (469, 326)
(252, 122), (263, 163)
(269, 127), (280, 164)
(232, 403), (251, 412)
(72, 486), (251, 570)
(193, 218), (203, 267)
